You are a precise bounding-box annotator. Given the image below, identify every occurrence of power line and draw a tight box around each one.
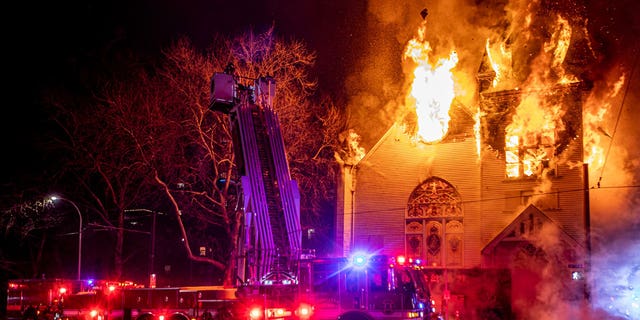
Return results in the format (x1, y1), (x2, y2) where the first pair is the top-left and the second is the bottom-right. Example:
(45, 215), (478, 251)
(349, 184), (640, 215)
(597, 48), (639, 187)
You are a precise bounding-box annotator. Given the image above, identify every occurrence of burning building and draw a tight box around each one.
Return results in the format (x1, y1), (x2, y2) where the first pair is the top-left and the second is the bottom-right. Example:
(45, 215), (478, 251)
(332, 2), (624, 318)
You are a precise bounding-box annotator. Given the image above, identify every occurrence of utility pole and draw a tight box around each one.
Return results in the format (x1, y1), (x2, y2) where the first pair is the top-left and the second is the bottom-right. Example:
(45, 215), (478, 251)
(124, 208), (159, 287)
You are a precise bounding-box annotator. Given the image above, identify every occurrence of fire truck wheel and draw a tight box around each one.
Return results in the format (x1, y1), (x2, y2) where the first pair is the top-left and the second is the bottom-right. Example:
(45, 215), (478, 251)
(337, 311), (375, 320)
(136, 314), (155, 320)
(168, 313), (190, 320)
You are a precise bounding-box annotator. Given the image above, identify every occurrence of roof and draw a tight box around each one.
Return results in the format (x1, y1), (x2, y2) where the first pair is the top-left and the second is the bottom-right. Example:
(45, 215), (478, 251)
(481, 204), (583, 255)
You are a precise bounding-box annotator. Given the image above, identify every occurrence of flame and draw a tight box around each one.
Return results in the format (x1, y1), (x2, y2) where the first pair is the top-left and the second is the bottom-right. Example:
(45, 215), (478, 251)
(505, 93), (563, 178)
(404, 24), (458, 143)
(485, 38), (513, 88)
(500, 13), (583, 179)
(547, 15), (576, 84)
(347, 130), (366, 163)
(336, 129), (365, 165)
(583, 74), (626, 177)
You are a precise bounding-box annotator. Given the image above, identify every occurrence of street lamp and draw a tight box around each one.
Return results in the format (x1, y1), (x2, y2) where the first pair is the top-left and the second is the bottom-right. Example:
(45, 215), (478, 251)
(50, 196), (82, 281)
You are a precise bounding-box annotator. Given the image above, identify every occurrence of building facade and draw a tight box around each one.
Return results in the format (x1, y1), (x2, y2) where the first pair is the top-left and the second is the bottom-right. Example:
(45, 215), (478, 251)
(335, 46), (591, 318)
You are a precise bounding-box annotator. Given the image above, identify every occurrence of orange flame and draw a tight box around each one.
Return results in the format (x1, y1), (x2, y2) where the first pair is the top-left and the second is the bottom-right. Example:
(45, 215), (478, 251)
(336, 129), (365, 165)
(505, 93), (563, 178)
(485, 38), (513, 88)
(404, 24), (458, 143)
(499, 14), (581, 179)
(547, 15), (576, 84)
(583, 74), (626, 175)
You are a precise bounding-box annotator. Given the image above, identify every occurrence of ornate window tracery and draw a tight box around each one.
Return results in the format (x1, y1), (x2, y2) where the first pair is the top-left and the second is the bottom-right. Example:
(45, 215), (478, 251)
(405, 177), (464, 267)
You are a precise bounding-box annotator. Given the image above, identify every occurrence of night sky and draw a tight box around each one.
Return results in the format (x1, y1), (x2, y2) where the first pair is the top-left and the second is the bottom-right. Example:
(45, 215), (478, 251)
(3, 0), (366, 187)
(5, 0), (639, 186)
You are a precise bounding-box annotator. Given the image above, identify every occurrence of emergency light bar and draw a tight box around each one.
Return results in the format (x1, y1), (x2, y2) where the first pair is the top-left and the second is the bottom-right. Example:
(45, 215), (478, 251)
(350, 252), (370, 269)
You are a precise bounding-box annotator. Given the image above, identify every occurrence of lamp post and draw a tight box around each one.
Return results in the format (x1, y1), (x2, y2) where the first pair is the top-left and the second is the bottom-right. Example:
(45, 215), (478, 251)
(50, 196), (82, 281)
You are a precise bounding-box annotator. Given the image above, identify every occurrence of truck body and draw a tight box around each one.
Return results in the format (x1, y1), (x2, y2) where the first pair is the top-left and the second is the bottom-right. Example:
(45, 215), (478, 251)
(308, 254), (433, 320)
(121, 286), (238, 320)
(6, 278), (140, 320)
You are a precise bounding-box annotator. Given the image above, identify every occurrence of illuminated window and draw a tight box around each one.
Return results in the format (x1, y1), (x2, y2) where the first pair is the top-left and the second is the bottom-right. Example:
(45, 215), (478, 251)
(505, 131), (555, 178)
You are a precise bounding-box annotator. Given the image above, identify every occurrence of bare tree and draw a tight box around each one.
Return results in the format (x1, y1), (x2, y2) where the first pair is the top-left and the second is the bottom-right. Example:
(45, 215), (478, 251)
(1, 200), (63, 277)
(46, 54), (165, 279)
(41, 27), (345, 285)
(149, 27), (346, 284)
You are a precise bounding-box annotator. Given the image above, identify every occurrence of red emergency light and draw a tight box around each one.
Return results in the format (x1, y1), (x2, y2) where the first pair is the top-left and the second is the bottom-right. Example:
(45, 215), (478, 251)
(295, 302), (313, 319)
(249, 306), (262, 319)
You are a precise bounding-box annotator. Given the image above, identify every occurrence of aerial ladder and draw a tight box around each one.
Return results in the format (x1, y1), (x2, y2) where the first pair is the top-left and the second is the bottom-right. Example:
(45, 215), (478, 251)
(210, 65), (309, 319)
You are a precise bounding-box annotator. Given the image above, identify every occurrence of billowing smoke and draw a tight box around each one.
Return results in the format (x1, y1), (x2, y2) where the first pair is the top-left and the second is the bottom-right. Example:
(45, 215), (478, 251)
(586, 60), (640, 318)
(347, 0), (640, 318)
(346, 0), (505, 148)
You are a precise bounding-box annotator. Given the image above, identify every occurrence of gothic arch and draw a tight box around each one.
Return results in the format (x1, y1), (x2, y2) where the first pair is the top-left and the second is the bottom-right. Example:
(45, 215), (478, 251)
(405, 177), (464, 267)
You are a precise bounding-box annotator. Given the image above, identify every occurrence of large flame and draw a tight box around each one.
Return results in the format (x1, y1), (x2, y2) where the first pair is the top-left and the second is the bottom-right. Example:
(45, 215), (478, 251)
(505, 93), (563, 178)
(547, 15), (576, 84)
(500, 14), (580, 179)
(404, 24), (458, 143)
(485, 38), (513, 89)
(486, 14), (575, 90)
(583, 74), (626, 179)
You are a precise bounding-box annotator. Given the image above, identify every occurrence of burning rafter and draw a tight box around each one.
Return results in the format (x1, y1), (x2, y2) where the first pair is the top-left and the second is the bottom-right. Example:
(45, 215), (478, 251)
(477, 10), (594, 179)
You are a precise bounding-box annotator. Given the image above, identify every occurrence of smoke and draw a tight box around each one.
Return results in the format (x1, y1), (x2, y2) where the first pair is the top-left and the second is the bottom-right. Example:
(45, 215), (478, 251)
(347, 0), (640, 318)
(587, 74), (640, 318)
(585, 10), (640, 318)
(347, 0), (508, 150)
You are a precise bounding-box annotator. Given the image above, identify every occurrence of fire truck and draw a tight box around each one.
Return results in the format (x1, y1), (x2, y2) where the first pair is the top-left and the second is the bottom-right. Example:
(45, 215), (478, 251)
(206, 65), (312, 320)
(6, 278), (142, 320)
(6, 67), (433, 320)
(209, 66), (433, 320)
(308, 253), (434, 320)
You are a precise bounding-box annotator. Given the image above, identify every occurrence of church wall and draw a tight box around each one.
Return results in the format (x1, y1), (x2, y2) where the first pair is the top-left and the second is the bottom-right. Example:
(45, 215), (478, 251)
(478, 84), (588, 255)
(479, 129), (586, 253)
(352, 124), (482, 267)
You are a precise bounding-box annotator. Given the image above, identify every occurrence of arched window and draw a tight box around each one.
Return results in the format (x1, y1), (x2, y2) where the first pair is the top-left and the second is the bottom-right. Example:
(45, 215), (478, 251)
(405, 177), (463, 267)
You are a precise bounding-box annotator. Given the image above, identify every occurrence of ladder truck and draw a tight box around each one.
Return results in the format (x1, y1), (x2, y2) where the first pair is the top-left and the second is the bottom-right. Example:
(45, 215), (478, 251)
(210, 67), (433, 320)
(210, 66), (434, 320)
(209, 65), (311, 320)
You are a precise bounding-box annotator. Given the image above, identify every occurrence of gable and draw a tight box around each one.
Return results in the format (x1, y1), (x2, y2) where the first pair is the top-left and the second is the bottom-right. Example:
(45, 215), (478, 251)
(482, 204), (583, 255)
